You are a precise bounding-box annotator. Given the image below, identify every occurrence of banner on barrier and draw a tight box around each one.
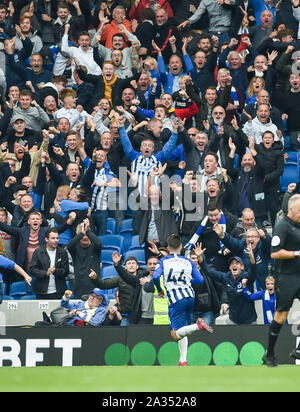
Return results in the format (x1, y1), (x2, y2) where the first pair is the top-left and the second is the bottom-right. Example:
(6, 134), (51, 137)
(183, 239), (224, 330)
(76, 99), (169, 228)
(0, 325), (298, 367)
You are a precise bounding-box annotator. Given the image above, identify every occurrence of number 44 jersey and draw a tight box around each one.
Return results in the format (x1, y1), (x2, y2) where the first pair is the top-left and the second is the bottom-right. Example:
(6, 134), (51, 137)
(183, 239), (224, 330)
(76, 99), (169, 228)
(153, 254), (204, 306)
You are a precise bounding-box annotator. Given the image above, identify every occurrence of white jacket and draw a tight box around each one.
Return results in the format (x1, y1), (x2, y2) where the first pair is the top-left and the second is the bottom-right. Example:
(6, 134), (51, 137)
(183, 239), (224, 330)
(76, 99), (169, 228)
(61, 34), (102, 79)
(242, 117), (282, 145)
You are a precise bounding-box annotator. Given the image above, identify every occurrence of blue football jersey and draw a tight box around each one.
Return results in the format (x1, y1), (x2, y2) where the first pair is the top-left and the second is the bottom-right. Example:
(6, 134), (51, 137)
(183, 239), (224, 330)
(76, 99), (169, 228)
(153, 254), (204, 305)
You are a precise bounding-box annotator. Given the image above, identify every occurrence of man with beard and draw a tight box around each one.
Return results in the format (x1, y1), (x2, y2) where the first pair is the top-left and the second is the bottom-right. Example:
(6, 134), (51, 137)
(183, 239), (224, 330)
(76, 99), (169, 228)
(100, 5), (133, 49)
(93, 25), (140, 77)
(181, 130), (210, 173)
(152, 8), (182, 64)
(111, 49), (133, 79)
(4, 132), (49, 186)
(207, 105), (249, 168)
(0, 211), (51, 271)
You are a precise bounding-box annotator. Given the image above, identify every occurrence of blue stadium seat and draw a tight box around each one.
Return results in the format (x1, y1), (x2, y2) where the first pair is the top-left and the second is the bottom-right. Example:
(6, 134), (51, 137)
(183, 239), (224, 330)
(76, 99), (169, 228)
(128, 235), (145, 250)
(119, 218), (132, 233)
(20, 294), (36, 300)
(101, 249), (115, 265)
(119, 230), (133, 252)
(124, 249), (146, 265)
(280, 163), (299, 192)
(9, 281), (27, 299)
(1, 282), (12, 300)
(285, 151), (299, 164)
(101, 265), (118, 279)
(106, 218), (117, 234)
(98, 235), (124, 254)
(103, 288), (117, 300)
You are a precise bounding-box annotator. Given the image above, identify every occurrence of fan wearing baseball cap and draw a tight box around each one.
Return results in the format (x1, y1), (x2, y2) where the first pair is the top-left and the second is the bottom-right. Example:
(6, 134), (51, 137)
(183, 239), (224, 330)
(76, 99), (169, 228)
(194, 244), (257, 325)
(60, 288), (109, 326)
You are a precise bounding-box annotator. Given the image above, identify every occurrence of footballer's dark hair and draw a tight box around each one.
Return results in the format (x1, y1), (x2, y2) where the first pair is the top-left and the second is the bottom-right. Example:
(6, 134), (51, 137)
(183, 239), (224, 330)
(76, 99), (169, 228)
(167, 234), (182, 251)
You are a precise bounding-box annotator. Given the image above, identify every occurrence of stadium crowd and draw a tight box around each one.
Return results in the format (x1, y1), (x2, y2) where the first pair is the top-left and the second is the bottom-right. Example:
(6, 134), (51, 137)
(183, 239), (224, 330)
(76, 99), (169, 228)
(0, 0), (299, 327)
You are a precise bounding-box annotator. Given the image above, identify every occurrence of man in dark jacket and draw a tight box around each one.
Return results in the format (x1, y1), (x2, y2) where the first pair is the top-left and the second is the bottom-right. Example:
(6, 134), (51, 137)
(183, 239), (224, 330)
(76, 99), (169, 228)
(90, 256), (148, 326)
(226, 135), (267, 223)
(75, 60), (133, 108)
(254, 131), (284, 226)
(213, 223), (273, 290)
(195, 246), (257, 325)
(3, 34), (33, 91)
(0, 211), (48, 270)
(181, 128), (210, 173)
(111, 251), (158, 325)
(0, 4), (15, 41)
(139, 184), (179, 259)
(186, 201), (238, 273)
(30, 228), (69, 299)
(66, 218), (102, 299)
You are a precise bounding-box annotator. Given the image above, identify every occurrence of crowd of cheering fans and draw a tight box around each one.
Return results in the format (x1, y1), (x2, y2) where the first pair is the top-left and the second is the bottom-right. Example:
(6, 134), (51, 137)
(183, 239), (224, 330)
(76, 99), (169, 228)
(0, 0), (299, 328)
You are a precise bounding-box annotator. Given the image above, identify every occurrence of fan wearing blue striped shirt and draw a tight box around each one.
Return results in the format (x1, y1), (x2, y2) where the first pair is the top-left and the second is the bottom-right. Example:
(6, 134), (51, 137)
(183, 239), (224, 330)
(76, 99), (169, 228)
(117, 114), (179, 235)
(153, 234), (213, 366)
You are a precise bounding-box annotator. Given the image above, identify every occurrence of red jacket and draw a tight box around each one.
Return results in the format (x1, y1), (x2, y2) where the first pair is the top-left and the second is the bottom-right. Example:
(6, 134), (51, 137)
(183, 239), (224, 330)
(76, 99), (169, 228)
(129, 0), (174, 20)
(100, 19), (132, 49)
(175, 102), (199, 120)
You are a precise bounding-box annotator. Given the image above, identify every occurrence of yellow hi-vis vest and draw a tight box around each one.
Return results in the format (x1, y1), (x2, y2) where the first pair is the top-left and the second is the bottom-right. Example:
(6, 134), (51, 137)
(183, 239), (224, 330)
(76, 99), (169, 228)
(153, 277), (170, 325)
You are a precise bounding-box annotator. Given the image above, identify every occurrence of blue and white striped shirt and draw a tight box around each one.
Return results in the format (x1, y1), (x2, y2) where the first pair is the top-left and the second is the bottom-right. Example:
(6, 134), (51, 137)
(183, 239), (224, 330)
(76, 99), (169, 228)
(91, 167), (117, 211)
(153, 254), (204, 306)
(119, 125), (178, 197)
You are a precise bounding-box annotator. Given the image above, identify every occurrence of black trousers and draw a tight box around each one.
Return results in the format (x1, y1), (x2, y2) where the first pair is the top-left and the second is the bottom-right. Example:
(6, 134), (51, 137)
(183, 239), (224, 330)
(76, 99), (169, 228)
(36, 292), (60, 300)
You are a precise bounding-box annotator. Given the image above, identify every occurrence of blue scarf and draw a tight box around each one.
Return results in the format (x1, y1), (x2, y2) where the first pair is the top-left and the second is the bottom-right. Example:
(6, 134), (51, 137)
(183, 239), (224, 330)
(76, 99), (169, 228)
(185, 212), (226, 251)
